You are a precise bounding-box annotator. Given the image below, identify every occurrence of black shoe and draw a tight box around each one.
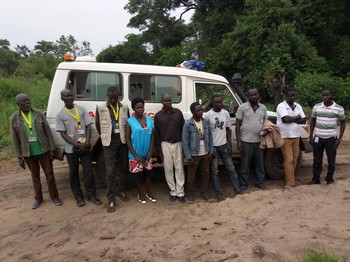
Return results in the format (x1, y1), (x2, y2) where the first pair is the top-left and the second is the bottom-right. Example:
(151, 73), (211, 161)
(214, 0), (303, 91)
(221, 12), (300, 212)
(87, 197), (102, 205)
(256, 184), (267, 190)
(169, 195), (177, 202)
(116, 192), (130, 202)
(217, 195), (225, 202)
(326, 180), (334, 185)
(201, 194), (214, 202)
(309, 179), (320, 185)
(178, 196), (185, 203)
(52, 197), (63, 206)
(76, 198), (85, 207)
(32, 199), (42, 209)
(187, 195), (195, 204)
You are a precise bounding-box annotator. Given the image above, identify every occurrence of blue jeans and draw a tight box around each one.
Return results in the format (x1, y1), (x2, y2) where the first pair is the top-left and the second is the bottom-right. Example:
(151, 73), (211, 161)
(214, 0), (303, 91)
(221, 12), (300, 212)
(210, 144), (242, 196)
(312, 136), (336, 183)
(240, 142), (265, 188)
(66, 150), (96, 200)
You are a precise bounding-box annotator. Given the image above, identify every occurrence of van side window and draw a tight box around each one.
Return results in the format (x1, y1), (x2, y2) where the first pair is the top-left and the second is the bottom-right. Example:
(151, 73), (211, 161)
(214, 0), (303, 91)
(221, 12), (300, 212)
(69, 71), (122, 100)
(129, 74), (181, 103)
(195, 83), (240, 113)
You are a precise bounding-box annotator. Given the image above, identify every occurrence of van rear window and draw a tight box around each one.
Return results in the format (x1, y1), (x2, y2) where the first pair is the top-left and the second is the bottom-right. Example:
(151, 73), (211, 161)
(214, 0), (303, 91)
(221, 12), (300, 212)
(69, 71), (122, 100)
(129, 74), (181, 103)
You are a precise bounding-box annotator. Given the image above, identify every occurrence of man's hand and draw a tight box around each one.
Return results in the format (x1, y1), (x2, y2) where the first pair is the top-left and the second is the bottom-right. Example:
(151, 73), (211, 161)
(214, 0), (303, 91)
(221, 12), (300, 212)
(260, 130), (269, 137)
(188, 158), (196, 168)
(18, 158), (25, 169)
(237, 140), (243, 152)
(156, 152), (164, 164)
(309, 136), (314, 146)
(227, 142), (232, 155)
(49, 151), (55, 160)
(333, 139), (341, 149)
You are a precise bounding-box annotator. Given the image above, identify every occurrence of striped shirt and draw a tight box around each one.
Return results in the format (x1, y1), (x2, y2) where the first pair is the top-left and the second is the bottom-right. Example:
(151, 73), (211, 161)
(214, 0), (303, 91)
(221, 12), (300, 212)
(311, 101), (345, 138)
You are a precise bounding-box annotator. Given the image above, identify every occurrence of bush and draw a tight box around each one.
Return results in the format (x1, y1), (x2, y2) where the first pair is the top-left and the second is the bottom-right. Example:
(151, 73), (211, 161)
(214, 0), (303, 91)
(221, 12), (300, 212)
(0, 76), (51, 151)
(295, 72), (350, 111)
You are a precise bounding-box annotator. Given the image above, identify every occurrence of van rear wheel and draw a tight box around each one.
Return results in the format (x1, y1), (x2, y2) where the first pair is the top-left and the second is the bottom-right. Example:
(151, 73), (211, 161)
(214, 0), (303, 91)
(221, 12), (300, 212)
(95, 152), (107, 188)
(264, 148), (302, 180)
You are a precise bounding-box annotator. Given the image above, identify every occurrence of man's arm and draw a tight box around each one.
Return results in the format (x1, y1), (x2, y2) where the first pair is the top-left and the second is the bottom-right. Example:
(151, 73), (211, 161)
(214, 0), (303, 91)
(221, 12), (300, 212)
(309, 117), (316, 145)
(95, 106), (101, 135)
(235, 118), (242, 152)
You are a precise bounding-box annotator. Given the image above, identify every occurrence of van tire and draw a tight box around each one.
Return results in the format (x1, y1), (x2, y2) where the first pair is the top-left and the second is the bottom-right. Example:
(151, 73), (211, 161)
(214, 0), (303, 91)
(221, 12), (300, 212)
(264, 148), (302, 180)
(95, 152), (107, 188)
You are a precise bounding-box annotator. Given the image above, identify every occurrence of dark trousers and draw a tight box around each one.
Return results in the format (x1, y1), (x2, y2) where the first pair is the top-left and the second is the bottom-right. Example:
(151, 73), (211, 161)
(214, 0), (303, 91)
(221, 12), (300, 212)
(66, 150), (96, 200)
(312, 136), (337, 182)
(24, 152), (59, 201)
(187, 154), (210, 197)
(103, 136), (128, 202)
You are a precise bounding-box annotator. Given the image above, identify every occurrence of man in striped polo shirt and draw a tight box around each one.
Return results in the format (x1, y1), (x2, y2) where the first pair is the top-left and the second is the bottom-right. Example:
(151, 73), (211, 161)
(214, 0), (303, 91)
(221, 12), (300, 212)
(309, 87), (346, 185)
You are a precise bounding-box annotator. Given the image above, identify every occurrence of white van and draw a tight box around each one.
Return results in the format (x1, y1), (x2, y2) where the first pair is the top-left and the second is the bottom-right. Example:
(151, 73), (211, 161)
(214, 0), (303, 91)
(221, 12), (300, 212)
(46, 57), (311, 182)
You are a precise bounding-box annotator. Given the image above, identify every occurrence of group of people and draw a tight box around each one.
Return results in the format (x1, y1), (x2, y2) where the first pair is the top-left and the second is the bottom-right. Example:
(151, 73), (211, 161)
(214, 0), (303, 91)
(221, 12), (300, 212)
(9, 85), (345, 212)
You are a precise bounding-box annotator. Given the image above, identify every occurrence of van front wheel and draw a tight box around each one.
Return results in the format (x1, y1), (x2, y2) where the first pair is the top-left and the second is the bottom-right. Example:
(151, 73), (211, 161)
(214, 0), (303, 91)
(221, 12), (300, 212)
(264, 148), (302, 180)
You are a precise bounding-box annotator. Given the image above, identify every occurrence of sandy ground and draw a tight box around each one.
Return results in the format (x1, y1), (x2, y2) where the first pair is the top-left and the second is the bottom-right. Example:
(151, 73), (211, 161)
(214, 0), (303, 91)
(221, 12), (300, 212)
(1, 128), (350, 262)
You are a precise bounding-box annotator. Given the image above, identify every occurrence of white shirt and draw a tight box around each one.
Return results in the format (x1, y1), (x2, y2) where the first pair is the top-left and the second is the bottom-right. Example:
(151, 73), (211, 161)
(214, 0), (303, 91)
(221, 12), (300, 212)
(203, 109), (230, 147)
(276, 101), (305, 138)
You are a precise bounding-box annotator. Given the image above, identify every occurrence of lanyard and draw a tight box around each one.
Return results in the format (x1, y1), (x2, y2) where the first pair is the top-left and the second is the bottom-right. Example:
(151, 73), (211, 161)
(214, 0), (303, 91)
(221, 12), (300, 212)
(64, 105), (81, 128)
(194, 119), (203, 138)
(109, 103), (119, 127)
(21, 111), (33, 135)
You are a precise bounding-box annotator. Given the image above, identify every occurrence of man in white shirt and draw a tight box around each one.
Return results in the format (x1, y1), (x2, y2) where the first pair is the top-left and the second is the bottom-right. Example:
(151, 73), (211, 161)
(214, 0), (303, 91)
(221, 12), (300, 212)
(276, 88), (306, 189)
(204, 95), (242, 201)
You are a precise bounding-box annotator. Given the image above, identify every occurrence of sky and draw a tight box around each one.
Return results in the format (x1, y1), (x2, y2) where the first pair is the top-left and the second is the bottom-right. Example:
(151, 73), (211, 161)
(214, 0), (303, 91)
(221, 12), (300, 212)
(0, 0), (139, 55)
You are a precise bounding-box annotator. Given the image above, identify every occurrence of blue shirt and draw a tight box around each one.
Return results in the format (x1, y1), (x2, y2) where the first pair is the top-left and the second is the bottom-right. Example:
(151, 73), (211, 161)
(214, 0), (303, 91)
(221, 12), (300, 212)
(127, 115), (153, 159)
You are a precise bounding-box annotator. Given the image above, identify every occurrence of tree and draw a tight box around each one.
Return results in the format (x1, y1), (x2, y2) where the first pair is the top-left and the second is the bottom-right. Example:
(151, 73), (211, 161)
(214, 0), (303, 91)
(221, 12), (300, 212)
(0, 39), (20, 76)
(34, 35), (93, 59)
(207, 0), (328, 107)
(125, 0), (193, 59)
(97, 34), (153, 64)
(15, 45), (31, 57)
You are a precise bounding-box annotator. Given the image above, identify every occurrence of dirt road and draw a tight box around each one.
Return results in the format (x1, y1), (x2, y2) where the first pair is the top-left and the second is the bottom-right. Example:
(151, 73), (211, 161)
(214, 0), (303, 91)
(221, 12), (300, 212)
(1, 130), (350, 261)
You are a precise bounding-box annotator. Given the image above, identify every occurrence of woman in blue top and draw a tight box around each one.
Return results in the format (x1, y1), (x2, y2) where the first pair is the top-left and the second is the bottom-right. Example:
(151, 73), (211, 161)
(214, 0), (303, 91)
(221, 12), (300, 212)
(126, 98), (156, 204)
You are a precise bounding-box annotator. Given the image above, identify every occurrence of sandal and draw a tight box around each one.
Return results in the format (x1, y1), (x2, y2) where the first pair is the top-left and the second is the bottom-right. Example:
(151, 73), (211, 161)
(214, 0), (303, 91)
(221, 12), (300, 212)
(146, 194), (157, 203)
(107, 201), (116, 213)
(138, 195), (146, 204)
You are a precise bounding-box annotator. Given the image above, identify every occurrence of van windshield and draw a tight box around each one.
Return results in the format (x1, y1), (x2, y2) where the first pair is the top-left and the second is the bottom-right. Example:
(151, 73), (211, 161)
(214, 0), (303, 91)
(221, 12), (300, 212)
(195, 83), (240, 113)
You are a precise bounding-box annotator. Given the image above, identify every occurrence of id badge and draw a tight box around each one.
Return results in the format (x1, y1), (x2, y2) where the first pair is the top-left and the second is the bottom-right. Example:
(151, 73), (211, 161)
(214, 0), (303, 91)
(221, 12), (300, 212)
(199, 140), (204, 146)
(28, 136), (37, 142)
(114, 128), (120, 134)
(314, 137), (319, 143)
(78, 129), (85, 135)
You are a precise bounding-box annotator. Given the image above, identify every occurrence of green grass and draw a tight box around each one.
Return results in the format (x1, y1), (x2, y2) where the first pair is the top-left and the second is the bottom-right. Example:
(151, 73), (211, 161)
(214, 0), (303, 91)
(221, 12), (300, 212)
(301, 249), (339, 262)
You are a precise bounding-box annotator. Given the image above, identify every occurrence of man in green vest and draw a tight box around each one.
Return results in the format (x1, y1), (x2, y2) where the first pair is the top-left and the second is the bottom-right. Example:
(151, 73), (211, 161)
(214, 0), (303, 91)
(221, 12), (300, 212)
(9, 93), (63, 209)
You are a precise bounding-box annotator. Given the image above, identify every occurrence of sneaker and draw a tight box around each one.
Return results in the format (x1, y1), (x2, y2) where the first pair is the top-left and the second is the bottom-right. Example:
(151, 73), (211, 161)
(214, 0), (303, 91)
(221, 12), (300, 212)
(187, 195), (195, 204)
(309, 179), (320, 185)
(87, 197), (102, 205)
(32, 199), (42, 209)
(52, 197), (63, 206)
(201, 194), (214, 202)
(107, 201), (116, 213)
(217, 195), (225, 202)
(169, 195), (177, 202)
(76, 198), (85, 207)
(178, 196), (185, 203)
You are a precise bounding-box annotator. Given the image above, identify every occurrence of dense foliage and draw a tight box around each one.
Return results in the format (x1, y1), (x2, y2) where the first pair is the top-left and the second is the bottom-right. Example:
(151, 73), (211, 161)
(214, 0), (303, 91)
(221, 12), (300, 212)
(98, 0), (350, 110)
